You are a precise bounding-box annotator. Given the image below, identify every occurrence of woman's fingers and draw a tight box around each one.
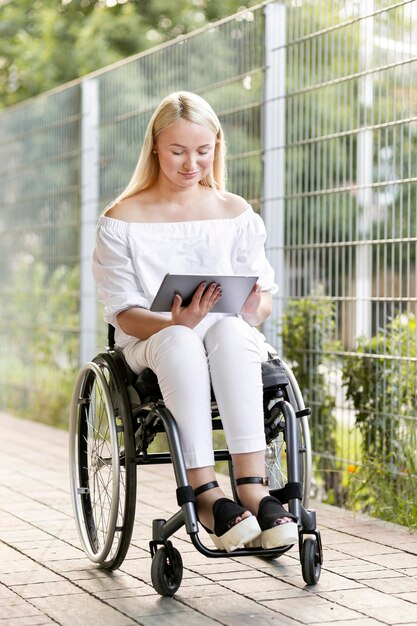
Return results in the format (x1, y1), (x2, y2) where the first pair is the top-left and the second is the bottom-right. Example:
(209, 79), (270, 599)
(171, 283), (222, 329)
(211, 285), (222, 306)
(190, 282), (216, 308)
(200, 283), (222, 309)
(189, 282), (208, 307)
(171, 293), (182, 314)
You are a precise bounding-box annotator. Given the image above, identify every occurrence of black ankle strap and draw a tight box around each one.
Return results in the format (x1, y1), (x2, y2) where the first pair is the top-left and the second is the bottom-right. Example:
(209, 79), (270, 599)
(194, 480), (219, 497)
(236, 476), (269, 486)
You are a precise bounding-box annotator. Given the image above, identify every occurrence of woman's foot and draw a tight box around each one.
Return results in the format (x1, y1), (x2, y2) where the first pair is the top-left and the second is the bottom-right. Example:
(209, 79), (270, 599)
(194, 483), (249, 530)
(194, 481), (261, 552)
(255, 495), (299, 548)
(236, 478), (298, 549)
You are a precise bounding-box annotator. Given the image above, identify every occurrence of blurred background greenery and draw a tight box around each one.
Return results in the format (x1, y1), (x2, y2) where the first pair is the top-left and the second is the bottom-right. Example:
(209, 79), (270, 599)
(0, 0), (259, 109)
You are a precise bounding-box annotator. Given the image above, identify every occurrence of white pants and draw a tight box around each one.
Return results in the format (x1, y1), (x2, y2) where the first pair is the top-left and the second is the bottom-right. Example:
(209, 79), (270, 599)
(124, 317), (269, 468)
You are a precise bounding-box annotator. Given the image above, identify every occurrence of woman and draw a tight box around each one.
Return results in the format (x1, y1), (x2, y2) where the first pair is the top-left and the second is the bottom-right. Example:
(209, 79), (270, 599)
(93, 91), (298, 552)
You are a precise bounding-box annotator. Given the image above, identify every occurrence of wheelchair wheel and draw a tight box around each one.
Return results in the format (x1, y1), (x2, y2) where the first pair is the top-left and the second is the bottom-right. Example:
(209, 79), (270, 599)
(280, 359), (312, 507)
(264, 399), (309, 504)
(301, 537), (321, 585)
(151, 544), (183, 597)
(69, 352), (136, 570)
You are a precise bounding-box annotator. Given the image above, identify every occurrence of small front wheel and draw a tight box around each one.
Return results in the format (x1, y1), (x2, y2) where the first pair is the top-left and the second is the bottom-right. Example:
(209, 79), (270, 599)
(301, 537), (322, 585)
(151, 545), (183, 597)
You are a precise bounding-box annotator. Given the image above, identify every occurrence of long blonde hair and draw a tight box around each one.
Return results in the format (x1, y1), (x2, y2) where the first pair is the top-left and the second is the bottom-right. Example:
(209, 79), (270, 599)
(114, 91), (227, 205)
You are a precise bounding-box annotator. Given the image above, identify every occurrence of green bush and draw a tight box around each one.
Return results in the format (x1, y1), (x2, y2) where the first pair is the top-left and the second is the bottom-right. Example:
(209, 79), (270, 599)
(1, 260), (79, 429)
(280, 289), (340, 503)
(342, 313), (417, 526)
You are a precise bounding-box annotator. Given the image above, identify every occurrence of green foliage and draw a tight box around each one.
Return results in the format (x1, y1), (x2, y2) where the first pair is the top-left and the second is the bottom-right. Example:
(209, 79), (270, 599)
(341, 313), (417, 525)
(342, 455), (417, 530)
(0, 258), (79, 428)
(0, 0), (257, 109)
(342, 314), (416, 461)
(281, 289), (341, 503)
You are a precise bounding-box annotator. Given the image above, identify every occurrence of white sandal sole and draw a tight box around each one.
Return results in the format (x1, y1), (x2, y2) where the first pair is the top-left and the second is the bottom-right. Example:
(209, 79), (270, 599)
(209, 515), (261, 552)
(246, 521), (299, 549)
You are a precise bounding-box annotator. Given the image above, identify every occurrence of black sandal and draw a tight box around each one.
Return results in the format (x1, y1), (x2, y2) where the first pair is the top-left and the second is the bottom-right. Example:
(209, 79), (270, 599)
(236, 477), (299, 549)
(194, 481), (261, 552)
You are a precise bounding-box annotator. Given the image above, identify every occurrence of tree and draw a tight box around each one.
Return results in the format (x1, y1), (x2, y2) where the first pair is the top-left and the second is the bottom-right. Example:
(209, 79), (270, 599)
(0, 0), (257, 109)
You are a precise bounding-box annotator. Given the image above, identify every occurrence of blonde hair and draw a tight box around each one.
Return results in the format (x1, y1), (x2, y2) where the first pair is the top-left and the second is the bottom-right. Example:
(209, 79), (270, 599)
(113, 91), (227, 205)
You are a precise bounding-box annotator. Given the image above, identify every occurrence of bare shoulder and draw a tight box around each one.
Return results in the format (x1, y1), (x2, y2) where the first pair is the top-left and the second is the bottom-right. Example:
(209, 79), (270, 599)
(218, 191), (250, 218)
(104, 193), (149, 222)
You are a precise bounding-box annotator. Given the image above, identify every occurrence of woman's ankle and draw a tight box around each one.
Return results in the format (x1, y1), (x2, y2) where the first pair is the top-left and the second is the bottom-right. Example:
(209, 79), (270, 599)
(195, 487), (252, 532)
(194, 487), (224, 530)
(237, 485), (296, 527)
(236, 483), (270, 514)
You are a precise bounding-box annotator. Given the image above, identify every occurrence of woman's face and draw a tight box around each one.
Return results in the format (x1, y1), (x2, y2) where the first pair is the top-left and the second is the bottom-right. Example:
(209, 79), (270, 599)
(154, 119), (216, 189)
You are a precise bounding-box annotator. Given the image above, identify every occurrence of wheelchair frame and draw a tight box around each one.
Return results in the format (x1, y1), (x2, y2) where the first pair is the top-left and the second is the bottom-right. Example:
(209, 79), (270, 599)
(69, 326), (323, 596)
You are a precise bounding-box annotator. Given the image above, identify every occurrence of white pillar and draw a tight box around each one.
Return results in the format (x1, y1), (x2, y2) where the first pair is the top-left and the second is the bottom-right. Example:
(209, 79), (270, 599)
(356, 0), (374, 339)
(262, 2), (286, 353)
(80, 78), (99, 364)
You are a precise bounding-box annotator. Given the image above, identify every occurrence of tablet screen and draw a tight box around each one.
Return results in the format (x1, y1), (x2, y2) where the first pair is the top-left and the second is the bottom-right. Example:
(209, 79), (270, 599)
(150, 274), (258, 313)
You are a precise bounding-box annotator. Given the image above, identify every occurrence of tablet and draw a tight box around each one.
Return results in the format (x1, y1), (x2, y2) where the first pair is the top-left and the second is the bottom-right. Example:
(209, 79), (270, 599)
(150, 274), (258, 313)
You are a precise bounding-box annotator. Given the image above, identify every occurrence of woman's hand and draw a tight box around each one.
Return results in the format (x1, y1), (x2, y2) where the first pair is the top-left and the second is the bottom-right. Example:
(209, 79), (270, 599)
(171, 282), (222, 328)
(241, 284), (273, 326)
(241, 283), (262, 317)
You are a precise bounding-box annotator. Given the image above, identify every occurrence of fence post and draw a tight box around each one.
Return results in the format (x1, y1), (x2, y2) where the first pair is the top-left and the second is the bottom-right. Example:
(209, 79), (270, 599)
(262, 2), (286, 352)
(80, 77), (99, 364)
(355, 0), (374, 340)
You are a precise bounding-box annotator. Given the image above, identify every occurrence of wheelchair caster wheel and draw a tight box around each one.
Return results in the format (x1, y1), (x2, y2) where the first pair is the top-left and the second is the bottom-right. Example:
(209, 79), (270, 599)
(301, 537), (322, 585)
(151, 544), (183, 597)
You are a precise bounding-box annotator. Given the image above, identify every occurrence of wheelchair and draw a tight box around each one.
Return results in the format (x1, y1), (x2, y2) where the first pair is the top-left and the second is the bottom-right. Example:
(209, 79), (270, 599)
(69, 324), (323, 596)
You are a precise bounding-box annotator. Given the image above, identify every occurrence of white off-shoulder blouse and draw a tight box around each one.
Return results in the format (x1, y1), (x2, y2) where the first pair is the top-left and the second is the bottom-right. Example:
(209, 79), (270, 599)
(92, 205), (278, 350)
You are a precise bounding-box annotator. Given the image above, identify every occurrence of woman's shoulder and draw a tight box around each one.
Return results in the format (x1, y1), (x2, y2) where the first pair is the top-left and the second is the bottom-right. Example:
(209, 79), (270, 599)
(219, 193), (265, 237)
(103, 190), (253, 223)
(104, 192), (151, 222)
(218, 191), (251, 218)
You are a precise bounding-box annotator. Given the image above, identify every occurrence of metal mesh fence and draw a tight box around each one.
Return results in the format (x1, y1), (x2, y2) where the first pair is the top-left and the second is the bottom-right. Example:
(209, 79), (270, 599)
(279, 0), (417, 523)
(0, 84), (81, 425)
(97, 11), (265, 208)
(0, 0), (416, 523)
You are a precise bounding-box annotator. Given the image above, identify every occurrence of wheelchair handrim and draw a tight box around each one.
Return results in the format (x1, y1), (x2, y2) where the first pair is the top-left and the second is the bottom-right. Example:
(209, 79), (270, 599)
(69, 361), (121, 563)
(279, 359), (312, 508)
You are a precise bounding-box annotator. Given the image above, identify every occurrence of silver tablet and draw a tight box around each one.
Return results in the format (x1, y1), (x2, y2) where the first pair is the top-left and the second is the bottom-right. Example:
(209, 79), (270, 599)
(150, 274), (258, 313)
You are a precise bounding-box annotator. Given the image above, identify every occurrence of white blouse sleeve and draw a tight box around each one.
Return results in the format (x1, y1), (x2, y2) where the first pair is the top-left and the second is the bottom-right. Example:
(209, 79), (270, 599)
(236, 208), (279, 295)
(92, 218), (150, 327)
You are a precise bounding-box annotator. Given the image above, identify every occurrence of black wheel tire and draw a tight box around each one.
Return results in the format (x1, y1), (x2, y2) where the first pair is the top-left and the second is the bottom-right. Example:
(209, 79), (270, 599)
(69, 352), (137, 571)
(301, 537), (321, 585)
(151, 546), (183, 597)
(96, 352), (137, 570)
